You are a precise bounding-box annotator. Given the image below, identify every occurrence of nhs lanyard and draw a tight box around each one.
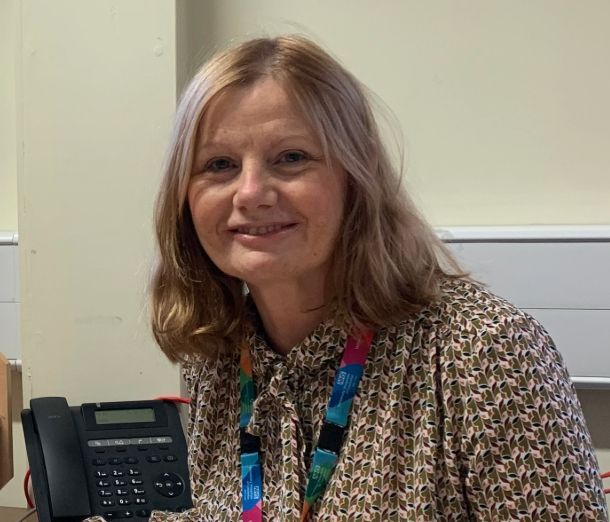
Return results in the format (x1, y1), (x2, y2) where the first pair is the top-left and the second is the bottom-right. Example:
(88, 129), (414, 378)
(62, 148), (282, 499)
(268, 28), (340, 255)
(239, 330), (374, 522)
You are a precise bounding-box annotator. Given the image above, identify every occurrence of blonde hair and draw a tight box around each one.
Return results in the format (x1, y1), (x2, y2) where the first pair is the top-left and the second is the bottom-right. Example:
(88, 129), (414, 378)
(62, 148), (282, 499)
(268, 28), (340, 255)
(151, 35), (464, 362)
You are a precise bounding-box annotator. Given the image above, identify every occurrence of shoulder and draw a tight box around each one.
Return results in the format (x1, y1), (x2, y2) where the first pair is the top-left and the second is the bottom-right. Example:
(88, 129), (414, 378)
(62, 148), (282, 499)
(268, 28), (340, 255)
(412, 278), (575, 421)
(430, 276), (556, 353)
(389, 277), (567, 384)
(181, 350), (237, 398)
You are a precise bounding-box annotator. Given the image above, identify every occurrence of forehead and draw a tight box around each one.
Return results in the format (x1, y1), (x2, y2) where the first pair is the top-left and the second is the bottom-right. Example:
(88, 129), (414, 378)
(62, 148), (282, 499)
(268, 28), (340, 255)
(198, 77), (316, 146)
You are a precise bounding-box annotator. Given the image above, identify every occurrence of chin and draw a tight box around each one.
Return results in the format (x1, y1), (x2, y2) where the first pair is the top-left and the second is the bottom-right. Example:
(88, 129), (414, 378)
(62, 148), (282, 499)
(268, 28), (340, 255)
(222, 258), (294, 285)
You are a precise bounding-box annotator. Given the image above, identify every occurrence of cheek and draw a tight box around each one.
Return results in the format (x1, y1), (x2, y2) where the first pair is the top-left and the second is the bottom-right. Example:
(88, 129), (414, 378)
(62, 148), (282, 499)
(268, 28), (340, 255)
(187, 189), (222, 248)
(308, 194), (345, 255)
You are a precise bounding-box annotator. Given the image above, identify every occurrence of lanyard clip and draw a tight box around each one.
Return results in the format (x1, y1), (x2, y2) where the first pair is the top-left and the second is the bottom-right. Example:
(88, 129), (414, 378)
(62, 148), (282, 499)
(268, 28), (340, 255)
(240, 427), (261, 454)
(317, 421), (346, 456)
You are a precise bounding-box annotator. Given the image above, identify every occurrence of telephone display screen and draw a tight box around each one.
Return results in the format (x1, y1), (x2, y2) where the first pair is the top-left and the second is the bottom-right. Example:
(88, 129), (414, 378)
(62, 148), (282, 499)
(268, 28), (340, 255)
(94, 408), (156, 425)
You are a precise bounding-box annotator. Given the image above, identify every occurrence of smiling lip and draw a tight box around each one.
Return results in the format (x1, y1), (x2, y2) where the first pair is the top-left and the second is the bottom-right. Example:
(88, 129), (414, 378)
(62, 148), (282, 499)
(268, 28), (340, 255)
(228, 222), (298, 244)
(229, 223), (297, 236)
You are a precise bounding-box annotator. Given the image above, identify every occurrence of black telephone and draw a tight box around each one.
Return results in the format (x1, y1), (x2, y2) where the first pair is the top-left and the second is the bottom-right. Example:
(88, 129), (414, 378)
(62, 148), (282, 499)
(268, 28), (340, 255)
(21, 397), (193, 521)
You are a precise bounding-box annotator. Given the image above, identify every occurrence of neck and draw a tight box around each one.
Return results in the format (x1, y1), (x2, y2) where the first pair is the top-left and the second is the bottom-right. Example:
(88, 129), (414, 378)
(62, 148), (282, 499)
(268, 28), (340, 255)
(248, 278), (329, 356)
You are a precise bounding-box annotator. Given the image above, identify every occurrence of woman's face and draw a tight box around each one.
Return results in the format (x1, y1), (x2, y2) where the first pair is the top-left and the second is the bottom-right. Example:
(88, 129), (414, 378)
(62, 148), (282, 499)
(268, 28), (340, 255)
(187, 77), (347, 290)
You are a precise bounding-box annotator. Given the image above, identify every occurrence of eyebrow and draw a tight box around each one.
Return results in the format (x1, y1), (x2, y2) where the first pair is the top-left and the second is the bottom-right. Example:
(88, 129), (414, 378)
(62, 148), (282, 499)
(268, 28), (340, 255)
(198, 132), (317, 152)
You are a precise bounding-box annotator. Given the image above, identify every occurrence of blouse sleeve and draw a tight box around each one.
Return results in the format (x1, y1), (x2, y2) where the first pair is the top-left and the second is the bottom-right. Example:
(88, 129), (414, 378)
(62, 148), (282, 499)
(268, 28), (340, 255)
(454, 310), (608, 521)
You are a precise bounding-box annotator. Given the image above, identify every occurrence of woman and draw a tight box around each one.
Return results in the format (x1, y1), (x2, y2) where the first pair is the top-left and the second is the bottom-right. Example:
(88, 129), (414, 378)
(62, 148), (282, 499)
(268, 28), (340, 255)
(90, 36), (607, 521)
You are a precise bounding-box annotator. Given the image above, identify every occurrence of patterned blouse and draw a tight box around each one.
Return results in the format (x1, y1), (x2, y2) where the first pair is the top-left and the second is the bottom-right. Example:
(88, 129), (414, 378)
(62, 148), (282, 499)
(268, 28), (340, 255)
(88, 278), (608, 521)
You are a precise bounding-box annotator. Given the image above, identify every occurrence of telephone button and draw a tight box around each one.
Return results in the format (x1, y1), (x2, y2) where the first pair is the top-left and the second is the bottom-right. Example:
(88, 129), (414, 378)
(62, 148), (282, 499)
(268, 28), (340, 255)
(153, 472), (186, 498)
(89, 439), (109, 448)
(92, 458), (107, 465)
(113, 479), (127, 486)
(134, 497), (147, 505)
(104, 512), (118, 520)
(111, 470), (125, 477)
(151, 436), (172, 444)
(99, 490), (113, 497)
(100, 500), (115, 507)
(118, 498), (131, 505)
(111, 438), (131, 446)
(146, 455), (161, 463)
(135, 510), (151, 518)
(95, 471), (109, 478)
(164, 455), (177, 462)
(125, 457), (139, 464)
(130, 437), (151, 445)
(116, 488), (129, 496)
(128, 468), (141, 476)
(132, 488), (145, 495)
(97, 480), (110, 488)
(120, 510), (134, 518)
(130, 478), (143, 485)
(109, 457), (122, 465)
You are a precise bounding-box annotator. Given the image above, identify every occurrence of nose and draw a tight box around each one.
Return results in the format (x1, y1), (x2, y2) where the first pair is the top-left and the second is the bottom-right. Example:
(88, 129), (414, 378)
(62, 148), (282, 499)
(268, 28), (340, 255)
(232, 159), (278, 209)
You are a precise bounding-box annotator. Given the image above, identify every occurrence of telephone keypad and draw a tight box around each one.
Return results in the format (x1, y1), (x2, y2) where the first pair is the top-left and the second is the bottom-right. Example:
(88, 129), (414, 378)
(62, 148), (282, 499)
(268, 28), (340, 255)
(89, 434), (185, 518)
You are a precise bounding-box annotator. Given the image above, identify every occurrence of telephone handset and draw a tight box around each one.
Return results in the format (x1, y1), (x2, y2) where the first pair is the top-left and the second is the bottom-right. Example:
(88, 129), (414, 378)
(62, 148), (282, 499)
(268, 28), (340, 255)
(22, 397), (192, 521)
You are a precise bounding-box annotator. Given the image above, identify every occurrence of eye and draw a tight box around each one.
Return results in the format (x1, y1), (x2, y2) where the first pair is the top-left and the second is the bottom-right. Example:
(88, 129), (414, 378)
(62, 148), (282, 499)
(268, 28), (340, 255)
(204, 157), (236, 173)
(278, 150), (309, 164)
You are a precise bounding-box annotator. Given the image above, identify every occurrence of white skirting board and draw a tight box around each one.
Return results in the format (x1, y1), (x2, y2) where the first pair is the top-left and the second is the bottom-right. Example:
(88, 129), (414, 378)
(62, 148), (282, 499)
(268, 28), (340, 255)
(2, 228), (610, 386)
(0, 235), (19, 361)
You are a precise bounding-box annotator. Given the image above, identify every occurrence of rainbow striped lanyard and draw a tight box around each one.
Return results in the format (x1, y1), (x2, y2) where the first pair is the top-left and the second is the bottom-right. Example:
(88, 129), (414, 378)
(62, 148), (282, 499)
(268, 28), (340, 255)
(239, 329), (374, 522)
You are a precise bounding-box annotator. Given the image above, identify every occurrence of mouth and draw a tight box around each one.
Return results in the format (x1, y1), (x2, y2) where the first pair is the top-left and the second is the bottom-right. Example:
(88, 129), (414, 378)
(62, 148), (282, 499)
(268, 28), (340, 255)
(231, 223), (297, 237)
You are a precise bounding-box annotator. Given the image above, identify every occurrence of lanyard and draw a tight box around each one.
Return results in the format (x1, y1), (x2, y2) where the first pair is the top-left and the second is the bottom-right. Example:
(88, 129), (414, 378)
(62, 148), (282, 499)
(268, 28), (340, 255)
(239, 329), (374, 522)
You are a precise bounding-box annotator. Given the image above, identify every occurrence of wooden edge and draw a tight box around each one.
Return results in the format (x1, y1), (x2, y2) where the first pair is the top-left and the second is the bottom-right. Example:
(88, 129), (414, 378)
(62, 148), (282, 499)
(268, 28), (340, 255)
(0, 352), (13, 490)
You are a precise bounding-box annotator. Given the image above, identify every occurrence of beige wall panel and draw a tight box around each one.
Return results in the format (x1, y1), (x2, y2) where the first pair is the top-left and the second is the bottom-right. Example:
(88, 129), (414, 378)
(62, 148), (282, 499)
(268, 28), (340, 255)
(196, 0), (610, 226)
(0, 0), (19, 231)
(17, 0), (180, 404)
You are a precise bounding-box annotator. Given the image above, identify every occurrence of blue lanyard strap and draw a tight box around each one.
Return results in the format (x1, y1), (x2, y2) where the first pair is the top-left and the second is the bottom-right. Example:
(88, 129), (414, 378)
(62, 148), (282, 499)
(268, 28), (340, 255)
(239, 329), (374, 522)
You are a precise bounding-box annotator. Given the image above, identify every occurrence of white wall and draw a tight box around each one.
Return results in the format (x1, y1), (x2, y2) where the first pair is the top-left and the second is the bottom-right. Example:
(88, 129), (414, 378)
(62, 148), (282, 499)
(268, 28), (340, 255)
(0, 0), (19, 231)
(0, 0), (181, 507)
(199, 0), (610, 226)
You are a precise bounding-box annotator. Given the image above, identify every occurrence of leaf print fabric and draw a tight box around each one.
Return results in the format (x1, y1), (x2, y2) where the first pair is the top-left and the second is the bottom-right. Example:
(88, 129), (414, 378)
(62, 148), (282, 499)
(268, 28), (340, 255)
(85, 278), (608, 521)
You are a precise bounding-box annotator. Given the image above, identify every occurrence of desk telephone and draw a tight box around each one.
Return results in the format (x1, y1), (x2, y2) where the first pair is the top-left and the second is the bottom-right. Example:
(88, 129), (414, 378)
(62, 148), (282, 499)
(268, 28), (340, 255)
(22, 397), (193, 521)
